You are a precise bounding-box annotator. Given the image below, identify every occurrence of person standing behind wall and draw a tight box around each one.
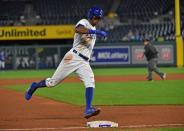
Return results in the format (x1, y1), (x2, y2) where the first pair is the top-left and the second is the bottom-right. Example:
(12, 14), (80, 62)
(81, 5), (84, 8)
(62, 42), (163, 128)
(0, 51), (5, 70)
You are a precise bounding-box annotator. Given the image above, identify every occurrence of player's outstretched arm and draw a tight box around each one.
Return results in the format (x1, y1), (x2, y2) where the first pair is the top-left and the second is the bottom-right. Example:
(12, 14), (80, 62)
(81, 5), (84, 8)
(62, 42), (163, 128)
(75, 26), (107, 37)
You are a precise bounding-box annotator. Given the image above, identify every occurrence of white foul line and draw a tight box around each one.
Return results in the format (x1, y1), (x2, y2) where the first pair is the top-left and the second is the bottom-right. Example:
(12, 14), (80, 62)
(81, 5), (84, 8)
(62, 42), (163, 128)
(0, 123), (184, 131)
(120, 123), (184, 128)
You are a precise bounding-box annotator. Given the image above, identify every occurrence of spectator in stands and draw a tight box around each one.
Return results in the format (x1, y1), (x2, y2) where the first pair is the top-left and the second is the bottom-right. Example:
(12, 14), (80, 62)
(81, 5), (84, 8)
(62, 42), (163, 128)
(35, 15), (41, 25)
(157, 36), (164, 42)
(121, 35), (128, 41)
(20, 16), (26, 25)
(53, 54), (59, 67)
(22, 56), (29, 68)
(121, 30), (135, 42)
(127, 30), (134, 41)
(38, 58), (46, 68)
(0, 51), (5, 70)
(6, 55), (13, 69)
(7, 20), (14, 26)
(135, 30), (141, 41)
(98, 12), (121, 31)
(29, 58), (35, 68)
(46, 56), (53, 68)
(14, 20), (23, 26)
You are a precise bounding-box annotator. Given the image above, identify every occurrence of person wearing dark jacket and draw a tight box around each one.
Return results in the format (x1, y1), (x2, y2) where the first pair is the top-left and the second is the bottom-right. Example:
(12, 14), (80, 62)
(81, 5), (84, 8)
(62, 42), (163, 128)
(143, 39), (166, 81)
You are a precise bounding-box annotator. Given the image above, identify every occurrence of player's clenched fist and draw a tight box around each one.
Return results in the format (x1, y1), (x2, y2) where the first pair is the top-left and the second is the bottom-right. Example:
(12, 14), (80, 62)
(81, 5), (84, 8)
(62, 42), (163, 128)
(88, 29), (107, 37)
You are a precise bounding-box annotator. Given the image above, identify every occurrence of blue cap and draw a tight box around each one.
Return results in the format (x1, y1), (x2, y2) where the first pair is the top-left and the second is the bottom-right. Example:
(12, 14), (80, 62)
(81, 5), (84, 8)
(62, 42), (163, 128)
(87, 7), (103, 19)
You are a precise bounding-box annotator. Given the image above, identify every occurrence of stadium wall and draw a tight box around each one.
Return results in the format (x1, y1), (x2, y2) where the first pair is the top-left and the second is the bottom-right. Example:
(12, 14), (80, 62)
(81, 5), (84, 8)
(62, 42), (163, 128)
(0, 41), (176, 70)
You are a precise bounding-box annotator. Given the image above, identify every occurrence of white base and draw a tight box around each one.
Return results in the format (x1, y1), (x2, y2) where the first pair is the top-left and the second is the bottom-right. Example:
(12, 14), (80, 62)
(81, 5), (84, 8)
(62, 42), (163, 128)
(87, 120), (118, 128)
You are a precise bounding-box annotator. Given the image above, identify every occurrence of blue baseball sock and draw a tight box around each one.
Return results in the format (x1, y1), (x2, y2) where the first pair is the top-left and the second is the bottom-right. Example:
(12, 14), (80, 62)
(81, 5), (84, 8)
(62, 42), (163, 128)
(36, 80), (46, 88)
(85, 87), (94, 110)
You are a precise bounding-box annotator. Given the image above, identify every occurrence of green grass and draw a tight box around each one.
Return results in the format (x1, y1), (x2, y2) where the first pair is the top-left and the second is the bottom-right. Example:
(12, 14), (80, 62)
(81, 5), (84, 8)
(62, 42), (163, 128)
(1, 67), (184, 105)
(0, 69), (54, 78)
(4, 80), (184, 105)
(1, 67), (184, 79)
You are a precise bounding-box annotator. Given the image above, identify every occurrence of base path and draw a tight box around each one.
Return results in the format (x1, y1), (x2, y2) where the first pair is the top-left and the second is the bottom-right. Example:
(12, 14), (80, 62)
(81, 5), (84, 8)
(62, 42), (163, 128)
(0, 89), (184, 130)
(1, 73), (184, 86)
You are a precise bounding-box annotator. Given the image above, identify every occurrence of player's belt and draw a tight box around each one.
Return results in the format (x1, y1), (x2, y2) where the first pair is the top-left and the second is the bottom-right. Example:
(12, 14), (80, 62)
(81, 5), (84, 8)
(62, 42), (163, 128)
(73, 49), (90, 61)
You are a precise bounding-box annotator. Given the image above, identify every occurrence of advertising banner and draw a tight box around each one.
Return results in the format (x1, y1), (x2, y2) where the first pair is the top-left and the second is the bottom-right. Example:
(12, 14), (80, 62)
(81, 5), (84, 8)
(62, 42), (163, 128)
(131, 45), (174, 64)
(0, 25), (74, 40)
(91, 46), (130, 65)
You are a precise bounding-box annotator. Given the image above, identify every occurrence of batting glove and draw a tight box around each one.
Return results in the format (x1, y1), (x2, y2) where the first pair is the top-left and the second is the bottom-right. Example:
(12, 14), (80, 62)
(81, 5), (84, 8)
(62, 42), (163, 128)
(88, 29), (107, 37)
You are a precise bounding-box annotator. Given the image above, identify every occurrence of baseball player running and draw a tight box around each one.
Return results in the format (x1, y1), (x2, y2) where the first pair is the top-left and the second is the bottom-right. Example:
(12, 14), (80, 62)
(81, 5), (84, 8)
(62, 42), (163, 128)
(25, 7), (107, 119)
(143, 38), (166, 81)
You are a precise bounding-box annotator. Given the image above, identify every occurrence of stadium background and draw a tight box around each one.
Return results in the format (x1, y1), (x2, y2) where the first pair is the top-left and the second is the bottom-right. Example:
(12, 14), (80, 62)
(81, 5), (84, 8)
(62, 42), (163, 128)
(0, 0), (184, 130)
(0, 0), (183, 69)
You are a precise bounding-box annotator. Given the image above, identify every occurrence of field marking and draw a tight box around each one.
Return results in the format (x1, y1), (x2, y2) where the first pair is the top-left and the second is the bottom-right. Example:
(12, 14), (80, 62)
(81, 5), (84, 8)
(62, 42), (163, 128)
(119, 123), (184, 128)
(0, 123), (184, 130)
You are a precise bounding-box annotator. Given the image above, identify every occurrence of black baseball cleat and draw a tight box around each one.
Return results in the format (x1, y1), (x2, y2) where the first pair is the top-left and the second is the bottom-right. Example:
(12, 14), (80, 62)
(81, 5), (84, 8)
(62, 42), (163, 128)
(84, 107), (101, 119)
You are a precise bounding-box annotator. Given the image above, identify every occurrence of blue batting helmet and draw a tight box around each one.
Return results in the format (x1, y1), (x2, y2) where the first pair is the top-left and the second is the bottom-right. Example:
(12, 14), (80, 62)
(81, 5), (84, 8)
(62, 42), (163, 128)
(87, 7), (103, 19)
